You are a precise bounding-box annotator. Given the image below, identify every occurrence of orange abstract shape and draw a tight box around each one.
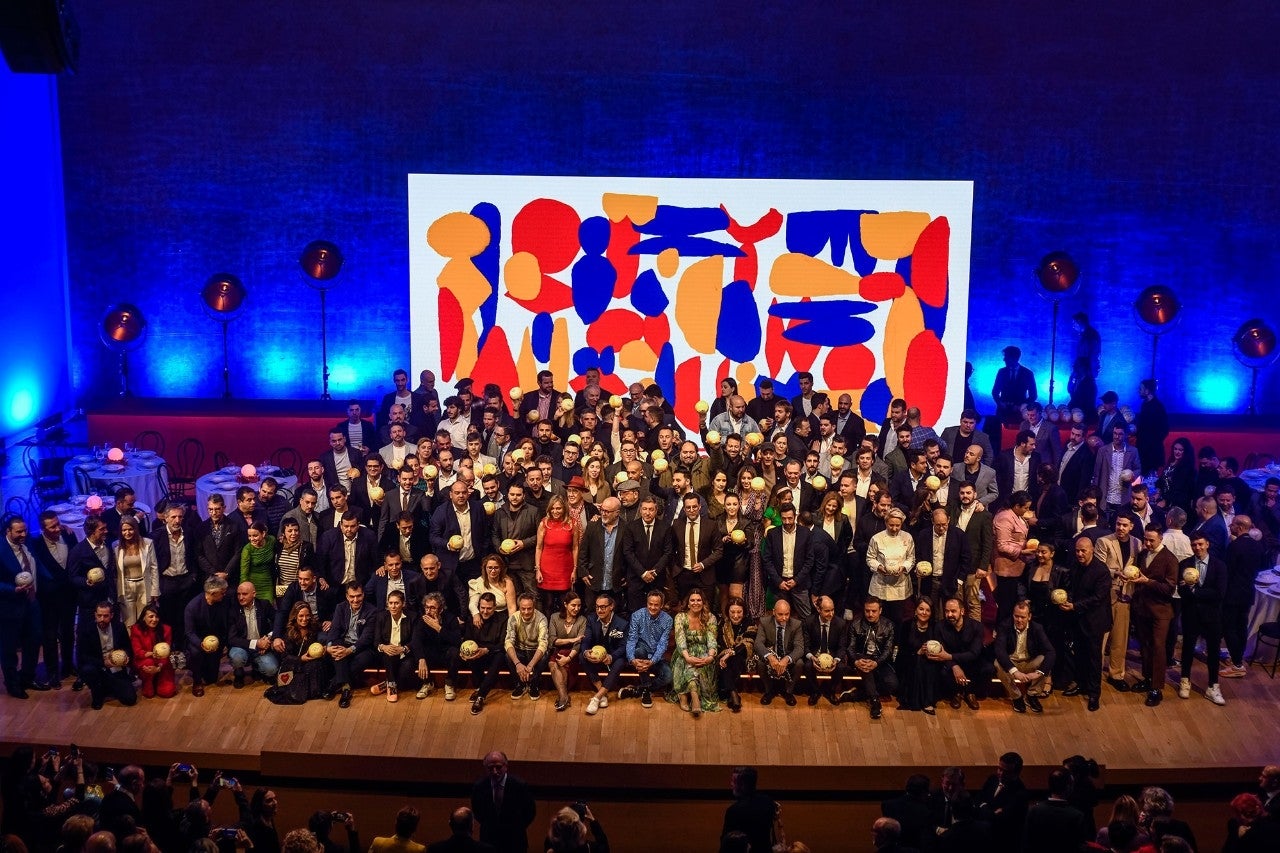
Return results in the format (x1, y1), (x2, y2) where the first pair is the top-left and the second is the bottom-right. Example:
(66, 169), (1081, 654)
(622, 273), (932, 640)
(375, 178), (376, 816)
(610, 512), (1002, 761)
(735, 363), (758, 401)
(769, 252), (860, 297)
(437, 288), (464, 382)
(657, 248), (680, 278)
(765, 298), (821, 378)
(516, 328), (538, 391)
(426, 212), (490, 258)
(859, 272), (907, 302)
(860, 211), (932, 260)
(883, 290), (925, 398)
(608, 219), (641, 298)
(674, 256), (724, 355)
(503, 252), (542, 301)
(512, 198), (580, 273)
(602, 193), (658, 225)
(724, 206), (784, 288)
(902, 331), (949, 425)
(822, 344), (876, 391)
(550, 317), (571, 383)
(618, 340), (659, 371)
(911, 216), (950, 308)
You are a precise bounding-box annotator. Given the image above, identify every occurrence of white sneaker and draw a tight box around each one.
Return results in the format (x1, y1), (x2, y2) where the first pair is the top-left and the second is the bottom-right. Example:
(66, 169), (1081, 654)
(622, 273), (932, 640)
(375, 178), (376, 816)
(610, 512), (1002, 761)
(1178, 678), (1191, 699)
(586, 696), (600, 715)
(598, 695), (608, 708)
(444, 684), (456, 701)
(1206, 684), (1226, 706)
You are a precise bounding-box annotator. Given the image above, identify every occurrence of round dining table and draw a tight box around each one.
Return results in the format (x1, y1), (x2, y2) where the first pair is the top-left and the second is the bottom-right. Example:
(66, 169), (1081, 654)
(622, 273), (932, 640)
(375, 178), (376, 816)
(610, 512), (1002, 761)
(194, 464), (298, 519)
(47, 495), (153, 542)
(1245, 567), (1280, 662)
(63, 450), (167, 508)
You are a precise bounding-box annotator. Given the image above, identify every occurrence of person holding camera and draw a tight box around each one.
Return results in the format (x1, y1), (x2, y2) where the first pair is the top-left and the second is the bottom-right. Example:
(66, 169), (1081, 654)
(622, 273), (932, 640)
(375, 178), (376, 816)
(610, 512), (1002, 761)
(308, 809), (360, 853)
(545, 803), (609, 853)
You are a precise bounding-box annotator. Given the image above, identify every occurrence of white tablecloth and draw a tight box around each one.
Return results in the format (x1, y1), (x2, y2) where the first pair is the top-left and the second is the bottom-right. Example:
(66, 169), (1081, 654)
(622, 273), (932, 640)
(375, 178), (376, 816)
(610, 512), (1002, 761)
(1245, 570), (1280, 661)
(48, 497), (152, 542)
(195, 465), (298, 519)
(64, 451), (166, 509)
(1240, 464), (1280, 494)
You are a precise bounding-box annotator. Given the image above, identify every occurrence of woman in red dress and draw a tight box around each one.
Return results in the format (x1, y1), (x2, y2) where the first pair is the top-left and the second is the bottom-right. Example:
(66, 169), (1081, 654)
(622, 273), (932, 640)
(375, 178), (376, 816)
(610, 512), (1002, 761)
(535, 495), (580, 614)
(130, 603), (177, 698)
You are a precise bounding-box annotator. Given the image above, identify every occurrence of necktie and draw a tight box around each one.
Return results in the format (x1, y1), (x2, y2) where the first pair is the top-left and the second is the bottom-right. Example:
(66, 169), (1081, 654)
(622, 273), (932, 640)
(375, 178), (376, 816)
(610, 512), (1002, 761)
(402, 490), (410, 507)
(687, 520), (697, 569)
(19, 547), (31, 573)
(645, 523), (652, 547)
(493, 781), (504, 809)
(821, 622), (828, 654)
(777, 623), (784, 651)
(1198, 559), (1207, 587)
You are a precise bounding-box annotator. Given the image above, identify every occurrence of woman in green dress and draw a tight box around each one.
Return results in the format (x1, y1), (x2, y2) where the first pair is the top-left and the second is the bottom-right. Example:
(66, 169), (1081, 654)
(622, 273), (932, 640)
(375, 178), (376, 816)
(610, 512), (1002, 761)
(668, 589), (719, 716)
(240, 522), (276, 602)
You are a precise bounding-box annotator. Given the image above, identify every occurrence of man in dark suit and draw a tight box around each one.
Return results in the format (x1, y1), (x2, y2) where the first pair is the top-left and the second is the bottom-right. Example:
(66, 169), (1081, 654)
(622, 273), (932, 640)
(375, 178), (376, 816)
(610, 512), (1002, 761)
(763, 503), (815, 621)
(670, 493), (723, 608)
(378, 466), (426, 541)
(68, 517), (116, 626)
(1061, 535), (1112, 711)
(1091, 423), (1141, 512)
(152, 503), (200, 636)
(832, 393), (868, 450)
(1021, 769), (1090, 853)
(224, 486), (261, 536)
(183, 576), (231, 697)
(426, 806), (495, 853)
(378, 369), (427, 427)
(1189, 495), (1229, 558)
(940, 409), (994, 467)
(430, 481), (491, 600)
(364, 551), (427, 615)
(991, 346), (1037, 429)
(993, 430), (1042, 510)
(1, 515), (48, 698)
(933, 597), (990, 709)
(380, 511), (431, 568)
(274, 566), (338, 637)
(317, 512), (379, 590)
(755, 598), (805, 705)
(622, 496), (673, 614)
(1019, 403), (1062, 468)
(993, 602), (1055, 713)
(723, 766), (780, 853)
(334, 400), (376, 455)
(320, 430), (366, 491)
(950, 483), (994, 576)
(227, 581), (278, 688)
(319, 582), (378, 708)
(881, 774), (932, 851)
(488, 482), (539, 597)
(1223, 515), (1269, 677)
(1177, 530), (1228, 703)
(76, 601), (136, 710)
(196, 494), (245, 588)
(1056, 425), (1096, 505)
(976, 752), (1030, 851)
(515, 370), (568, 438)
(348, 456), (394, 529)
(844, 596), (898, 719)
(101, 486), (150, 541)
(581, 592), (629, 715)
(317, 485), (354, 535)
(30, 509), (79, 684)
(471, 751), (537, 853)
(576, 498), (626, 604)
(914, 508), (972, 607)
(875, 398), (909, 459)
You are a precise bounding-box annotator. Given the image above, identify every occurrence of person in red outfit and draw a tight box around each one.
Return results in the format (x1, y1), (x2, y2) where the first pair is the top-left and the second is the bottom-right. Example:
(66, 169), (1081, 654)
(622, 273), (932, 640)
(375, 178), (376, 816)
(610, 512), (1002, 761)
(130, 603), (177, 698)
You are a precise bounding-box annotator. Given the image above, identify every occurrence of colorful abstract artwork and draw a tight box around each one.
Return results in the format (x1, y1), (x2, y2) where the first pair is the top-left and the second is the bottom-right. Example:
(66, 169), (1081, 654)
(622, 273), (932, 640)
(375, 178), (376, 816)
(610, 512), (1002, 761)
(409, 176), (972, 432)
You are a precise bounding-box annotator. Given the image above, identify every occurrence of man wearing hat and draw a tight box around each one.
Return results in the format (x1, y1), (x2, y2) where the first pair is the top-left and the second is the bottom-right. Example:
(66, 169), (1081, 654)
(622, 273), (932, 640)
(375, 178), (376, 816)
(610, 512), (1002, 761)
(991, 346), (1037, 429)
(614, 479), (644, 526)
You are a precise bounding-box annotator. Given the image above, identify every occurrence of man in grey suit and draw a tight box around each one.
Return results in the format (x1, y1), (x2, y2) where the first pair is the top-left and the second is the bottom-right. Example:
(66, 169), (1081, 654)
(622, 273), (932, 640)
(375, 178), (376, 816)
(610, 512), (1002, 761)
(940, 409), (993, 467)
(1020, 403), (1063, 468)
(957, 445), (999, 509)
(755, 599), (805, 706)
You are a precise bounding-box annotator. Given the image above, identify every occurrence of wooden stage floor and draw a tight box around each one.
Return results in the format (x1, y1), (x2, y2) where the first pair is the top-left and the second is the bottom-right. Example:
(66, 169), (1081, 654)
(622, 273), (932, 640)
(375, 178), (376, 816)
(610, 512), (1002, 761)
(5, 657), (1277, 794)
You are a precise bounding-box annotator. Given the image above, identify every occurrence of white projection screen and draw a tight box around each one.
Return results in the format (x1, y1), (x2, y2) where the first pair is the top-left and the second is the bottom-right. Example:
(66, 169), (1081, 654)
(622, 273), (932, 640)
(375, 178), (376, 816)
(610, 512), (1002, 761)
(408, 175), (972, 433)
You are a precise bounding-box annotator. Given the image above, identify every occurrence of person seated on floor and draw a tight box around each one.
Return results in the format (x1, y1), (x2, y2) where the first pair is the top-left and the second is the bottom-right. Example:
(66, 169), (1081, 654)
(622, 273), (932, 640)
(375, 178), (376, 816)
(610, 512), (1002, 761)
(453, 591), (510, 716)
(183, 576), (231, 697)
(801, 595), (846, 706)
(582, 592), (630, 716)
(620, 590), (674, 709)
(273, 565), (337, 639)
(78, 601), (137, 710)
(841, 596), (898, 720)
(318, 582), (377, 708)
(227, 581), (279, 689)
(929, 597), (992, 711)
(754, 598), (804, 707)
(504, 592), (549, 702)
(993, 600), (1055, 714)
(129, 603), (177, 699)
(365, 589), (423, 703)
(412, 592), (461, 700)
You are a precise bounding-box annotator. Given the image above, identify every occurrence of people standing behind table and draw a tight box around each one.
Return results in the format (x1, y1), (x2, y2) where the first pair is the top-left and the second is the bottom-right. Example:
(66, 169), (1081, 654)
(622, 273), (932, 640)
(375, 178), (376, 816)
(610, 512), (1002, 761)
(1177, 530), (1228, 705)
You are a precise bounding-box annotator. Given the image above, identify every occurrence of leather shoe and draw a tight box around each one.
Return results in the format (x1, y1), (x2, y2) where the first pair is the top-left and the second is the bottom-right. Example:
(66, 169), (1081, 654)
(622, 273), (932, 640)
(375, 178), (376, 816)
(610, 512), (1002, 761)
(1087, 696), (1100, 712)
(321, 687), (335, 701)
(1131, 678), (1152, 692)
(7, 686), (29, 700)
(1062, 684), (1082, 697)
(1027, 695), (1044, 714)
(964, 693), (980, 711)
(192, 684), (205, 697)
(783, 692), (797, 707)
(91, 697), (104, 710)
(1144, 689), (1162, 707)
(1012, 698), (1027, 713)
(949, 695), (962, 709)
(761, 691), (775, 706)
(870, 698), (882, 719)
(1107, 677), (1130, 692)
(828, 691), (841, 706)
(25, 679), (51, 692)
(807, 692), (820, 706)
(338, 687), (352, 708)
(233, 670), (245, 689)
(72, 679), (85, 692)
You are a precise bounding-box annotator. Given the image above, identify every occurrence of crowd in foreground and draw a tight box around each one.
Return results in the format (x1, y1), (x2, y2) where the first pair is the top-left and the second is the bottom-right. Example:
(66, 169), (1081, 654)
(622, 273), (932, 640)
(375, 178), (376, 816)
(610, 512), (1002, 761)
(3, 743), (1279, 853)
(3, 367), (1279, 720)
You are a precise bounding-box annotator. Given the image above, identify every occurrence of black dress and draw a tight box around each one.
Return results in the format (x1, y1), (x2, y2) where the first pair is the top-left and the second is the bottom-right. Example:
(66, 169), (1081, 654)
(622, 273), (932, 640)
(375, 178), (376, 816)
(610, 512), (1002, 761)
(895, 618), (941, 711)
(264, 637), (328, 705)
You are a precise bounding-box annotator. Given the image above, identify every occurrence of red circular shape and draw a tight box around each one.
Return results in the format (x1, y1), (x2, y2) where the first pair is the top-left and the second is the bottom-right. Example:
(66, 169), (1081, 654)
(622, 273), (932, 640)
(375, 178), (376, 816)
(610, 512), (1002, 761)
(512, 199), (581, 273)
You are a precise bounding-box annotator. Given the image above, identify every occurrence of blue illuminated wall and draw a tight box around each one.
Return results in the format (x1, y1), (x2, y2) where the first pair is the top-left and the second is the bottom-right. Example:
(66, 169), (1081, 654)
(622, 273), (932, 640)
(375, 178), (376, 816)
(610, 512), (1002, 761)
(0, 63), (71, 435)
(48, 2), (1280, 415)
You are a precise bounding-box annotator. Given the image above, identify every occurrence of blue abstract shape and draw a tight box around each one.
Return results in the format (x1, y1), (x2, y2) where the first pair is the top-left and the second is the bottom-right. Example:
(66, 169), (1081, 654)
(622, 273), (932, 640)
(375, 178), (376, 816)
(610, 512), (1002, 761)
(573, 347), (601, 375)
(715, 280), (762, 362)
(629, 205), (744, 257)
(471, 202), (502, 350)
(766, 299), (876, 346)
(599, 346), (615, 375)
(630, 269), (669, 317)
(631, 236), (745, 257)
(531, 312), (553, 363)
(579, 216), (611, 253)
(860, 378), (894, 424)
(770, 376), (802, 403)
(897, 255), (948, 338)
(571, 255), (616, 324)
(785, 209), (877, 274)
(655, 342), (675, 401)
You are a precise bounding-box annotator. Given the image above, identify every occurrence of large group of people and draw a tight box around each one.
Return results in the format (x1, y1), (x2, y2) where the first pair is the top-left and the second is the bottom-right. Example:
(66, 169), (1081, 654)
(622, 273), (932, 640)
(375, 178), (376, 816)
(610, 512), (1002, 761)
(3, 365), (1278, 721)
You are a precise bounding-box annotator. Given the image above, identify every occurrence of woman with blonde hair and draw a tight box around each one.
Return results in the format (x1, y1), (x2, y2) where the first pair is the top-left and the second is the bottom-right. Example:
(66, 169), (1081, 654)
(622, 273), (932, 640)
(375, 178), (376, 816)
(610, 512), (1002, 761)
(545, 804), (608, 853)
(468, 554), (518, 626)
(536, 495), (580, 615)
